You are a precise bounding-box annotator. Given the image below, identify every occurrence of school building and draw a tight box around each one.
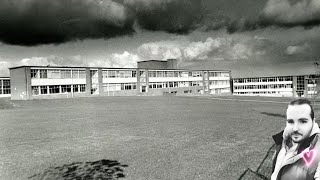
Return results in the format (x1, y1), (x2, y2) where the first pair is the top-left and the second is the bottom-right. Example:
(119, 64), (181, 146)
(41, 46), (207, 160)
(9, 59), (231, 100)
(232, 74), (319, 98)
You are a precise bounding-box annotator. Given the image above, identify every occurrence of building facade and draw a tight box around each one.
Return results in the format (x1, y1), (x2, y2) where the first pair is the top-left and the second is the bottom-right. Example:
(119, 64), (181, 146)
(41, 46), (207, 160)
(232, 74), (318, 98)
(9, 60), (231, 100)
(0, 77), (11, 97)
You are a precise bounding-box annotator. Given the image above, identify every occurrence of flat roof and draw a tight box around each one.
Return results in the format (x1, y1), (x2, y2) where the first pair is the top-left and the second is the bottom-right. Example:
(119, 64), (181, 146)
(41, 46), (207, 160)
(8, 65), (230, 72)
(232, 73), (318, 79)
(137, 60), (168, 63)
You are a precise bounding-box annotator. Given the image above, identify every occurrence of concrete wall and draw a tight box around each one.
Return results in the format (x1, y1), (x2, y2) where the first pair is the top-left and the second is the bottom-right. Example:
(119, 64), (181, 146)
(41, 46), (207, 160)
(85, 68), (91, 96)
(31, 92), (88, 99)
(100, 90), (138, 96)
(137, 61), (167, 69)
(10, 67), (29, 100)
(147, 86), (203, 96)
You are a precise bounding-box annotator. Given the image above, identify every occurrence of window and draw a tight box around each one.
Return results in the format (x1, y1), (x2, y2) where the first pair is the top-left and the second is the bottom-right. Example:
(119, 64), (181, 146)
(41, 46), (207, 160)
(47, 70), (60, 79)
(39, 70), (47, 78)
(49, 85), (60, 94)
(79, 70), (86, 78)
(61, 85), (71, 93)
(108, 71), (116, 78)
(73, 85), (79, 92)
(72, 70), (79, 78)
(2, 80), (10, 94)
(166, 71), (174, 77)
(61, 70), (71, 79)
(79, 84), (86, 92)
(157, 71), (163, 77)
(40, 86), (48, 94)
(32, 86), (39, 95)
(192, 71), (202, 77)
(121, 83), (137, 90)
(149, 71), (157, 77)
(132, 71), (137, 78)
(31, 69), (38, 78)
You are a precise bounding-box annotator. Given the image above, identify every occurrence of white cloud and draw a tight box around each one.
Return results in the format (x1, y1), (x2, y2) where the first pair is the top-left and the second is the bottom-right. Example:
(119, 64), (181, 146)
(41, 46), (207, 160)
(137, 40), (185, 60)
(88, 51), (141, 68)
(183, 37), (227, 60)
(0, 61), (11, 77)
(285, 43), (310, 55)
(137, 37), (260, 62)
(109, 51), (140, 68)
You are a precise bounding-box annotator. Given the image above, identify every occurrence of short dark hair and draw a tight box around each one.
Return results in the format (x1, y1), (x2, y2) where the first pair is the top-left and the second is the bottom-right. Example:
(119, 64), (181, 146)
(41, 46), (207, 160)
(288, 98), (314, 120)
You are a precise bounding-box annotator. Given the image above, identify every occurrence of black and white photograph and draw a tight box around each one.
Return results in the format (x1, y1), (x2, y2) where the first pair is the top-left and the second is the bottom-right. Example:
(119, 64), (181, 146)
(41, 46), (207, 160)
(1, 0), (320, 179)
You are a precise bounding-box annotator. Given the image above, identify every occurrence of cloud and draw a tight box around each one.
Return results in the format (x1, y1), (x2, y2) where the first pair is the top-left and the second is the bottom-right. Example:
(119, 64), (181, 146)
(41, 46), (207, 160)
(0, 0), (134, 46)
(183, 38), (227, 60)
(137, 36), (268, 62)
(285, 43), (311, 55)
(124, 0), (205, 34)
(262, 0), (320, 26)
(137, 40), (185, 60)
(1, 0), (320, 46)
(0, 0), (207, 46)
(108, 51), (141, 68)
(0, 52), (141, 76)
(0, 61), (12, 77)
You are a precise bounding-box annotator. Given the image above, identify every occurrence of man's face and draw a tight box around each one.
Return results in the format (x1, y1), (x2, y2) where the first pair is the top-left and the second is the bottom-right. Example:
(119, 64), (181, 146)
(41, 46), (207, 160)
(286, 104), (314, 143)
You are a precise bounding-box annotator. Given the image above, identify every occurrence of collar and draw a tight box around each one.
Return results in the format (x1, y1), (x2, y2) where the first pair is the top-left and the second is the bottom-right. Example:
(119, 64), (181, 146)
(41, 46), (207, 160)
(272, 122), (320, 152)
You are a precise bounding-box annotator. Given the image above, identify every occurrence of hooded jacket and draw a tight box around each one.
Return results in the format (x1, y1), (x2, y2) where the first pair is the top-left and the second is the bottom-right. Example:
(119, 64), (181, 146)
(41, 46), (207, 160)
(271, 122), (320, 180)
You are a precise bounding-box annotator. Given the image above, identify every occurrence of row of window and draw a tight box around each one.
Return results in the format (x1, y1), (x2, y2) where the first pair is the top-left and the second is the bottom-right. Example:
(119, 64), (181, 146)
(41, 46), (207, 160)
(30, 69), (231, 79)
(148, 81), (203, 89)
(233, 76), (293, 83)
(102, 70), (137, 78)
(210, 80), (230, 86)
(31, 69), (86, 79)
(208, 72), (230, 77)
(210, 88), (231, 94)
(102, 83), (137, 91)
(0, 80), (11, 94)
(234, 91), (288, 95)
(148, 71), (230, 78)
(234, 84), (293, 90)
(32, 84), (86, 95)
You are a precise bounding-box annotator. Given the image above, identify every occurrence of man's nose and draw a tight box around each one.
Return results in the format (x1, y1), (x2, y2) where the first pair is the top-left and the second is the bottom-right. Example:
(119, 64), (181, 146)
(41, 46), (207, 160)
(293, 124), (299, 131)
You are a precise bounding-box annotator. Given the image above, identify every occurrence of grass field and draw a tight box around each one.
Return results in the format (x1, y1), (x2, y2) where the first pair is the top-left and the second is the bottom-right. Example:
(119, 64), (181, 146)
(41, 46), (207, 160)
(0, 96), (312, 179)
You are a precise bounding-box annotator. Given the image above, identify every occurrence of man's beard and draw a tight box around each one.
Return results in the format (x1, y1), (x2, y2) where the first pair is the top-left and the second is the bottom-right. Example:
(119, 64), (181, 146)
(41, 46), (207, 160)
(291, 123), (313, 143)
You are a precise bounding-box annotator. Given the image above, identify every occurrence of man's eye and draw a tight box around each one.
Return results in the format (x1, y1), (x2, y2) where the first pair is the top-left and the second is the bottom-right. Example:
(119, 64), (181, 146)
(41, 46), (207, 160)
(301, 121), (307, 124)
(287, 120), (294, 124)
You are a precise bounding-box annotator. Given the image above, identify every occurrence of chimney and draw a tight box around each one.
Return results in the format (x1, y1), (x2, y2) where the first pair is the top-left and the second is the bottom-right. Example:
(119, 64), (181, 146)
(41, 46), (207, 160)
(166, 59), (178, 69)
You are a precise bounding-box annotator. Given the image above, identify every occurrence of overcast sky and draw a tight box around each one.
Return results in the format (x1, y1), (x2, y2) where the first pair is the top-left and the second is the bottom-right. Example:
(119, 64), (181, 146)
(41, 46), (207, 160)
(0, 0), (320, 77)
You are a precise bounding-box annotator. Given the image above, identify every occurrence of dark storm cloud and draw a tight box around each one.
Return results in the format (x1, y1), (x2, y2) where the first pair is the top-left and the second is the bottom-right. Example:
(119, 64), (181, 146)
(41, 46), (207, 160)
(226, 0), (320, 33)
(124, 0), (205, 34)
(1, 0), (320, 46)
(0, 0), (135, 46)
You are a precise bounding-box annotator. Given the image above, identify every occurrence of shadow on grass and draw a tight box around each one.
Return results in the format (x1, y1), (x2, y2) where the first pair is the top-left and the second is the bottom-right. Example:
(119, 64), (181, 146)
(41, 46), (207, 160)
(260, 112), (285, 118)
(28, 159), (128, 180)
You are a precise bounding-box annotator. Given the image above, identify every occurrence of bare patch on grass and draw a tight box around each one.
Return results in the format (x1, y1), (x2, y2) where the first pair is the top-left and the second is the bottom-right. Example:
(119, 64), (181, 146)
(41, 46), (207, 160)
(28, 159), (128, 180)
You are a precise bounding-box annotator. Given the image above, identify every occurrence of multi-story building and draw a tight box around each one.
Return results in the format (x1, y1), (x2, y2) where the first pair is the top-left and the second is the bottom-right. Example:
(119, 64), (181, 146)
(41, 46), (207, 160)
(0, 77), (11, 97)
(9, 60), (231, 100)
(232, 74), (318, 98)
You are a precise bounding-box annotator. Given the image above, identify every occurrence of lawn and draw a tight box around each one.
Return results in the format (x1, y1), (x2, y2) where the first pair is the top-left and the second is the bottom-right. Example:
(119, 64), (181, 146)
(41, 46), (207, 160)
(0, 96), (303, 179)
